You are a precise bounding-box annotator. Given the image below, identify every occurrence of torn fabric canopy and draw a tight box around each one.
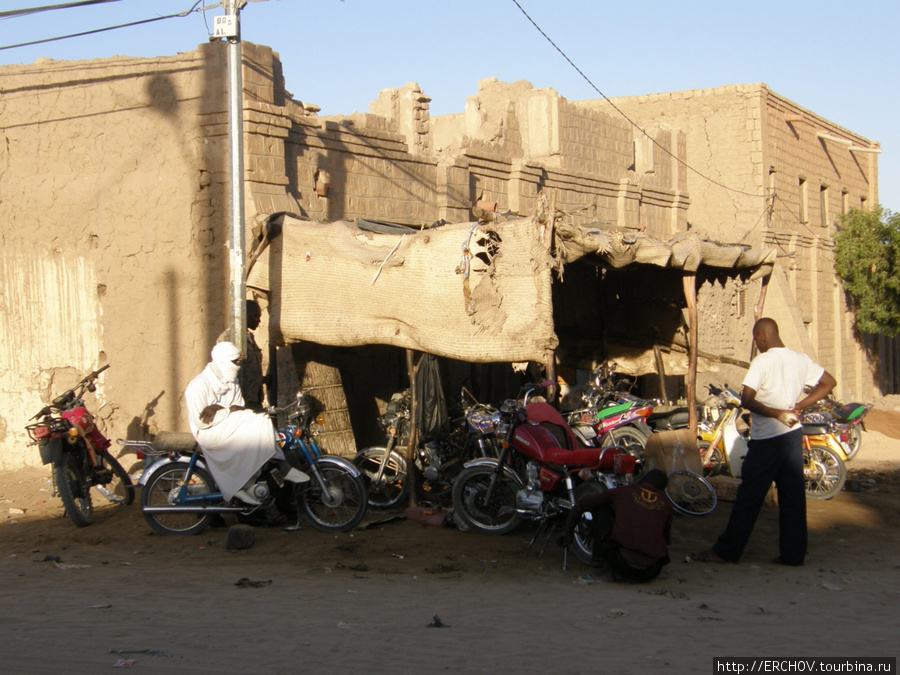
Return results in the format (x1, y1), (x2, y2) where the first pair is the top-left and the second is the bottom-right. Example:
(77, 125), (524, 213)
(246, 215), (559, 364)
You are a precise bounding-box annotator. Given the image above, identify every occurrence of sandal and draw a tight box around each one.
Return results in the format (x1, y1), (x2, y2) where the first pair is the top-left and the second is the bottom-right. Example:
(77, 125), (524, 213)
(689, 548), (729, 564)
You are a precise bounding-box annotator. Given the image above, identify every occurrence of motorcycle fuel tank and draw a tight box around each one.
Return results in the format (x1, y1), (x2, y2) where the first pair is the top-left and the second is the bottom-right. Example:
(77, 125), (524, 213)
(513, 423), (607, 467)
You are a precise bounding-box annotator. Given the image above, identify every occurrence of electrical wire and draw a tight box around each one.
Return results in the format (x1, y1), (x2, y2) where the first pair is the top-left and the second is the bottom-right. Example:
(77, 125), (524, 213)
(510, 0), (760, 199)
(0, 1), (210, 52)
(0, 0), (123, 20)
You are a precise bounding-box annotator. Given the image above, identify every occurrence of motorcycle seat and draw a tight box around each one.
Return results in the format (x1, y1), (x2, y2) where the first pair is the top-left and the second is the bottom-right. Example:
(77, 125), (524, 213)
(153, 431), (199, 453)
(832, 402), (867, 423)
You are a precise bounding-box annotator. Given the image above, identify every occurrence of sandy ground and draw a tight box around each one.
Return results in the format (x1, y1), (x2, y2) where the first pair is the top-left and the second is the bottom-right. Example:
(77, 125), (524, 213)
(2, 412), (899, 673)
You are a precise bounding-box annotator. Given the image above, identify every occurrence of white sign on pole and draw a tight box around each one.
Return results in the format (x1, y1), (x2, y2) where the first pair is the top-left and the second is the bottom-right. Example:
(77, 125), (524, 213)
(213, 15), (238, 38)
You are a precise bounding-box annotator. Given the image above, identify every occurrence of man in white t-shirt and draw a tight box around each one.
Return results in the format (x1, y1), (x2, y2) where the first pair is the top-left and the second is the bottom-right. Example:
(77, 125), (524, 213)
(694, 318), (836, 566)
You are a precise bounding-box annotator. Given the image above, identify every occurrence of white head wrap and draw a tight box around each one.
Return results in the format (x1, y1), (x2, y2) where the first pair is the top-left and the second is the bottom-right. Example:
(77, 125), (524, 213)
(211, 341), (242, 364)
(210, 341), (242, 383)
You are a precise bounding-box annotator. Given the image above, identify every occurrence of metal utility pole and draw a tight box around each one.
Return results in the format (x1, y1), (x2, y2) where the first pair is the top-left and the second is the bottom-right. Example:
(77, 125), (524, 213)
(216, 1), (247, 352)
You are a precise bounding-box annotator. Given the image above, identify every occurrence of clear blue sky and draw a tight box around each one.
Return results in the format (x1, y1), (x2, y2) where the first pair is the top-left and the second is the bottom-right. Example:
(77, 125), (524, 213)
(2, 0), (897, 212)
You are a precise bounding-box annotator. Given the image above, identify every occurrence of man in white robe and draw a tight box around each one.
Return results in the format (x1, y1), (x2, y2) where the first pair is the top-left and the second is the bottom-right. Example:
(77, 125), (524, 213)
(185, 341), (302, 505)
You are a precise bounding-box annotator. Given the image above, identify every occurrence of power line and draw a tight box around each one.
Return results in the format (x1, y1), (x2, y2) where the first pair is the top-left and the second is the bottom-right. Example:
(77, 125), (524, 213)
(510, 0), (760, 200)
(0, 0), (124, 20)
(0, 1), (210, 52)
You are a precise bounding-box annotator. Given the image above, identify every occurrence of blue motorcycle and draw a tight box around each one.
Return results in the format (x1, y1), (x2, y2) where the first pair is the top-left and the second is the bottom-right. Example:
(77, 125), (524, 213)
(121, 389), (367, 536)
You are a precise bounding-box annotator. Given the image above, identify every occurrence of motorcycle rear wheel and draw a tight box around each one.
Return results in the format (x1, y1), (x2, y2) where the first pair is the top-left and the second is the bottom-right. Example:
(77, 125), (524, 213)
(354, 447), (408, 509)
(140, 462), (217, 536)
(600, 425), (649, 468)
(301, 462), (368, 533)
(845, 426), (862, 461)
(804, 444), (847, 500)
(665, 470), (717, 516)
(451, 464), (521, 535)
(55, 453), (94, 527)
(94, 450), (135, 507)
(571, 482), (608, 567)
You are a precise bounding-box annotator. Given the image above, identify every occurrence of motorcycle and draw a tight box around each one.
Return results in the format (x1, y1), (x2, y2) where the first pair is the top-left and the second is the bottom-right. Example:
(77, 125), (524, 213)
(699, 384), (847, 499)
(123, 389), (367, 536)
(451, 382), (637, 565)
(564, 364), (653, 463)
(25, 364), (135, 527)
(801, 395), (871, 460)
(353, 388), (500, 508)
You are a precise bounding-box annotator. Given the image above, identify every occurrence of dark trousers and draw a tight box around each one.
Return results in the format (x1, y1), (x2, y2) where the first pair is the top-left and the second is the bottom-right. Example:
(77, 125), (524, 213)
(713, 428), (807, 565)
(592, 505), (665, 582)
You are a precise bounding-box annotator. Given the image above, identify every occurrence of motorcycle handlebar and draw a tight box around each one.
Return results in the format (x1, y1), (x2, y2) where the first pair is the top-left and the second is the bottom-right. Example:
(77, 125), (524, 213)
(92, 363), (111, 378)
(30, 364), (110, 420)
(78, 363), (110, 387)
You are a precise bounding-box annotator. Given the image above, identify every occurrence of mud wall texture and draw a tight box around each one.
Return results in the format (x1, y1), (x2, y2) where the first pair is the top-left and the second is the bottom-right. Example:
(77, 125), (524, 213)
(0, 44), (237, 469)
(606, 85), (885, 400)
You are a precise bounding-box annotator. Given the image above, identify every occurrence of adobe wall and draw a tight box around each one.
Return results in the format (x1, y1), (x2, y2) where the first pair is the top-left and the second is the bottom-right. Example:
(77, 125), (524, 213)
(427, 79), (688, 238)
(0, 44), (238, 470)
(600, 86), (766, 244)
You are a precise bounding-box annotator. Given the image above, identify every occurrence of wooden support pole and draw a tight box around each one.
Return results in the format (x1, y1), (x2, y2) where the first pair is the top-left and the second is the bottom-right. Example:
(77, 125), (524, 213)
(750, 271), (772, 360)
(682, 273), (699, 435)
(544, 349), (558, 403)
(653, 344), (668, 403)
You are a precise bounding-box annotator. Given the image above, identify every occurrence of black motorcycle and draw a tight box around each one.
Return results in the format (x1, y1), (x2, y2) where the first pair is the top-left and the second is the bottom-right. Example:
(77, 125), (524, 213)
(353, 388), (500, 508)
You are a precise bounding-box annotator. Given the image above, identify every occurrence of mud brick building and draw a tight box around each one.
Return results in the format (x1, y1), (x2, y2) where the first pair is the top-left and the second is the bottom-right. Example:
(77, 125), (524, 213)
(607, 85), (883, 399)
(0, 42), (884, 468)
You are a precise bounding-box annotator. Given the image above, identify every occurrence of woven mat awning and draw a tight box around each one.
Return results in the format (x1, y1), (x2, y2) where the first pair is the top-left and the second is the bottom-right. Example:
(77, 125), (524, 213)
(246, 214), (776, 365)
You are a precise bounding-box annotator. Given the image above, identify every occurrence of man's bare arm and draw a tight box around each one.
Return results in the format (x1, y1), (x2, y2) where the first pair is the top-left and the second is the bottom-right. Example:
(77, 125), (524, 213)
(793, 371), (837, 413)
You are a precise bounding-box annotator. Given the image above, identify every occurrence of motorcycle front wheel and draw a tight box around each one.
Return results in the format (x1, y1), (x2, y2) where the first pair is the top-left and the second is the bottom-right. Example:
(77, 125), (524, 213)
(571, 482), (608, 567)
(665, 470), (718, 516)
(697, 440), (727, 477)
(451, 464), (521, 535)
(55, 453), (94, 527)
(94, 450), (135, 507)
(804, 444), (847, 500)
(140, 462), (217, 536)
(353, 447), (408, 509)
(301, 461), (368, 533)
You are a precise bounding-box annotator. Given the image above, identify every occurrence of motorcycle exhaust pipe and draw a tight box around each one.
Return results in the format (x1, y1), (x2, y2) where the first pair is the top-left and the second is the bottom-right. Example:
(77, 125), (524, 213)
(142, 505), (247, 514)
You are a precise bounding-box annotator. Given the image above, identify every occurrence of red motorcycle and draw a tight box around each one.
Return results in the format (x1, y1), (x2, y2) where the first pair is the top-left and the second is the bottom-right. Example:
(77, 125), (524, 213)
(451, 383), (636, 544)
(25, 365), (134, 527)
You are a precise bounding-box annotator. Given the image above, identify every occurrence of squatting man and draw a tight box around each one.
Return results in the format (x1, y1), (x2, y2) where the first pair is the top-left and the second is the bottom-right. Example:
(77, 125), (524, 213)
(184, 341), (309, 506)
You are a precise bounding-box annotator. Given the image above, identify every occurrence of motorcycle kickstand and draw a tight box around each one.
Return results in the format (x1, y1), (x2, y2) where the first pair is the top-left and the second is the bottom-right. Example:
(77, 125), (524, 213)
(527, 520), (557, 558)
(536, 522), (560, 559)
(527, 521), (546, 551)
